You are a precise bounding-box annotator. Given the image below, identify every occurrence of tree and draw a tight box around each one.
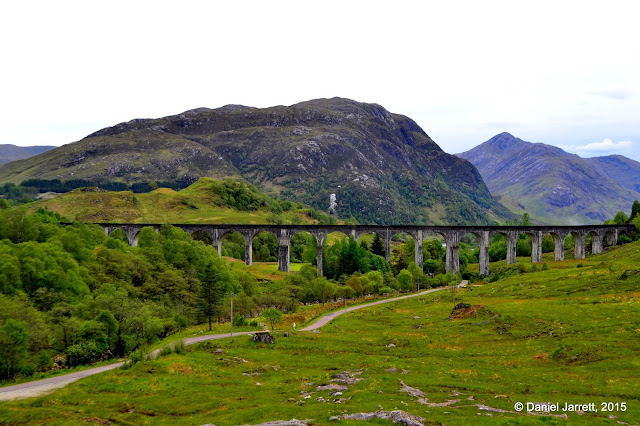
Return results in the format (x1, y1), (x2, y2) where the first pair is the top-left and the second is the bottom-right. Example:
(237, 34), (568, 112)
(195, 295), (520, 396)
(631, 200), (640, 221)
(396, 269), (414, 292)
(262, 307), (283, 331)
(198, 258), (235, 331)
(345, 275), (364, 297)
(613, 211), (629, 225)
(407, 262), (425, 290)
(0, 319), (29, 379)
(371, 233), (385, 257)
(312, 277), (335, 305)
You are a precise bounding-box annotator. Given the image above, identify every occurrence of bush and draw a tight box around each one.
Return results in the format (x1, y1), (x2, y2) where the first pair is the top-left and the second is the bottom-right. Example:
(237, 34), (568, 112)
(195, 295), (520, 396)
(487, 273), (500, 283)
(379, 286), (394, 295)
(36, 353), (53, 371)
(20, 363), (36, 377)
(249, 320), (259, 327)
(542, 262), (549, 271)
(517, 263), (526, 274)
(159, 345), (174, 357)
(174, 314), (188, 331)
(233, 315), (248, 327)
(173, 340), (186, 355)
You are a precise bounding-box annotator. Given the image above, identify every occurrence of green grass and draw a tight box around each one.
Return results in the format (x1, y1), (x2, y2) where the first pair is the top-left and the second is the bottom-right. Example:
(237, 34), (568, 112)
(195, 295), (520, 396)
(2, 242), (639, 425)
(29, 178), (323, 225)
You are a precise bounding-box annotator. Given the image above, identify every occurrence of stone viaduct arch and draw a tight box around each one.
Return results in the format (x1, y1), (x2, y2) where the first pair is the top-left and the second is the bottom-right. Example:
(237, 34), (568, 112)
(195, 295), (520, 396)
(97, 224), (633, 276)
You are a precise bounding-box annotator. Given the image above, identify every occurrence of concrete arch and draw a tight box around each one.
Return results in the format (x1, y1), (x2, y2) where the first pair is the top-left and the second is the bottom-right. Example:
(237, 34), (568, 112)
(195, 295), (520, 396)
(488, 230), (518, 265)
(354, 230), (385, 251)
(191, 230), (214, 245)
(587, 230), (603, 254)
(105, 226), (130, 245)
(604, 229), (618, 247)
(251, 230), (279, 263)
(388, 230), (420, 274)
(515, 230), (543, 264)
(564, 230), (586, 260)
(617, 227), (631, 243)
(106, 225), (144, 247)
(218, 230), (249, 264)
(541, 231), (565, 261)
(461, 230), (489, 276)
(289, 230), (319, 273)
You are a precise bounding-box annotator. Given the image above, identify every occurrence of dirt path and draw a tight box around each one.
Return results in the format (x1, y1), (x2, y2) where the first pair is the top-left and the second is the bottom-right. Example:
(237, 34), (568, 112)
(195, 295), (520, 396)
(0, 281), (467, 401)
(301, 281), (467, 331)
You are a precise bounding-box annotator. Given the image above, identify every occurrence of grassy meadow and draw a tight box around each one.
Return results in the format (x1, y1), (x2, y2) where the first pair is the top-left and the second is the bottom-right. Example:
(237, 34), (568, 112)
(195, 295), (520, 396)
(29, 178), (326, 225)
(1, 241), (639, 425)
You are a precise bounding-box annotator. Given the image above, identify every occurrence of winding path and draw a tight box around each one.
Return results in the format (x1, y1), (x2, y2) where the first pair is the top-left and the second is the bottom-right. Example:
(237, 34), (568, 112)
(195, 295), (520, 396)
(0, 282), (466, 401)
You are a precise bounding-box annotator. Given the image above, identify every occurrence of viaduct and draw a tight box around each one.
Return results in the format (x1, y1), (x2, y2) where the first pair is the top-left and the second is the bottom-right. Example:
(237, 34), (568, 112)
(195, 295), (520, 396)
(95, 223), (634, 276)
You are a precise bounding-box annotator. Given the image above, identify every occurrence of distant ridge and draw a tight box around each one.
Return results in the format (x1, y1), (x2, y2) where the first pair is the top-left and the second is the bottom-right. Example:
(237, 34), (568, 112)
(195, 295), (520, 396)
(457, 132), (640, 224)
(0, 144), (55, 165)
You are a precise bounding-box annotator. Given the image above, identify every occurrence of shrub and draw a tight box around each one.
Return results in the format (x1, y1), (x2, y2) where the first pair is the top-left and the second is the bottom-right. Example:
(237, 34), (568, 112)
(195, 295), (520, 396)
(542, 262), (549, 271)
(249, 320), (259, 327)
(173, 340), (186, 355)
(20, 364), (36, 377)
(36, 353), (53, 371)
(379, 286), (394, 295)
(487, 273), (500, 283)
(233, 315), (248, 327)
(159, 345), (174, 357)
(174, 314), (188, 331)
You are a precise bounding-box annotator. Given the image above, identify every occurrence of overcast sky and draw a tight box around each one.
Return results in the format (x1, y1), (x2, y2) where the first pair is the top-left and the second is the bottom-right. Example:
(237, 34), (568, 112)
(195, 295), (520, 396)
(1, 0), (639, 161)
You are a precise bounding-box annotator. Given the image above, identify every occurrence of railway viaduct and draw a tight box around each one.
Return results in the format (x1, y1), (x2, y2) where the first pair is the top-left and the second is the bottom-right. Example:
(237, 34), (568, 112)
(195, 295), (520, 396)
(95, 223), (634, 276)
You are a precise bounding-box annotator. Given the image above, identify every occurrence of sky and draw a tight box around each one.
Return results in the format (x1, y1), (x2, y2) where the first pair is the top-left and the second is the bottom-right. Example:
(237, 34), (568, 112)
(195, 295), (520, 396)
(1, 0), (639, 161)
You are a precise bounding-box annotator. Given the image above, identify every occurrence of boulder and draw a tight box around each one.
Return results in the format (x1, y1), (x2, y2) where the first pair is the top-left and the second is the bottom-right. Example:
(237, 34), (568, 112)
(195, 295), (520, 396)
(252, 332), (275, 344)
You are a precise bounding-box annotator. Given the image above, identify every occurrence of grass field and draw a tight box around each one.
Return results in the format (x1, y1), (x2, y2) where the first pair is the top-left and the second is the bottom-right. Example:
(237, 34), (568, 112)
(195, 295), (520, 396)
(1, 242), (639, 425)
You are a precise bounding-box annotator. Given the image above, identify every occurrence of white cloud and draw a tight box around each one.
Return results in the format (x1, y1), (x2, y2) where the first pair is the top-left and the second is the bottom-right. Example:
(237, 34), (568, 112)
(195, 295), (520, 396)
(561, 138), (633, 157)
(590, 89), (632, 100)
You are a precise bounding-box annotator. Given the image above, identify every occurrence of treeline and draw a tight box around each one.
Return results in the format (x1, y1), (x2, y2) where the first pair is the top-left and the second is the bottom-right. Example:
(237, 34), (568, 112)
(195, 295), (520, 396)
(20, 178), (197, 194)
(0, 179), (196, 205)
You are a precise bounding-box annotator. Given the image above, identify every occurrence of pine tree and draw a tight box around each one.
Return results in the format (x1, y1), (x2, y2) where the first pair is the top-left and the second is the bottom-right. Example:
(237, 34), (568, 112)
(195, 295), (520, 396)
(630, 200), (640, 221)
(371, 233), (385, 257)
(198, 259), (232, 331)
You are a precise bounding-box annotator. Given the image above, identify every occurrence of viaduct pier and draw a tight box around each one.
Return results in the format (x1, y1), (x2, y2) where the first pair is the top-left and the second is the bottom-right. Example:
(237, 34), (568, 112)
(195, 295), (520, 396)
(96, 223), (633, 276)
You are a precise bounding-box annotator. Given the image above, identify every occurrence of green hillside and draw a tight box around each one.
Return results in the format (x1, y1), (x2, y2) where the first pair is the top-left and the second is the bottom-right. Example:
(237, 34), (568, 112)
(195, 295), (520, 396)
(2, 240), (639, 424)
(0, 98), (514, 225)
(30, 177), (334, 225)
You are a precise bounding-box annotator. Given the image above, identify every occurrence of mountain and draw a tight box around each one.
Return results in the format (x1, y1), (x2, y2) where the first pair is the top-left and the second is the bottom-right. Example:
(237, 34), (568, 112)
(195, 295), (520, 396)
(0, 98), (513, 225)
(457, 132), (640, 224)
(591, 155), (640, 193)
(0, 144), (55, 165)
